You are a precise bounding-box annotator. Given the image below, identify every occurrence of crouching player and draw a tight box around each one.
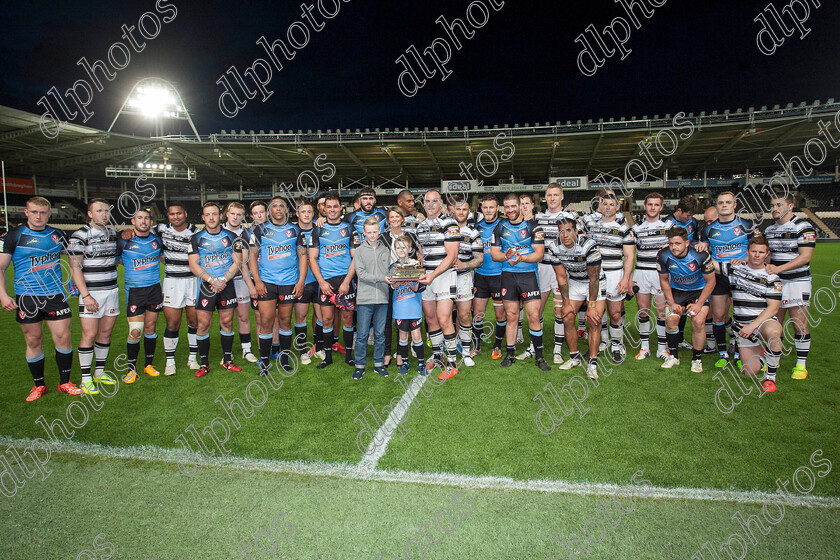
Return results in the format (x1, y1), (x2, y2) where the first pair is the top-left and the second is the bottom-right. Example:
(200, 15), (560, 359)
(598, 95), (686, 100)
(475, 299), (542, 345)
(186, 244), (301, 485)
(551, 218), (606, 380)
(117, 209), (164, 383)
(656, 227), (715, 372)
(719, 237), (783, 392)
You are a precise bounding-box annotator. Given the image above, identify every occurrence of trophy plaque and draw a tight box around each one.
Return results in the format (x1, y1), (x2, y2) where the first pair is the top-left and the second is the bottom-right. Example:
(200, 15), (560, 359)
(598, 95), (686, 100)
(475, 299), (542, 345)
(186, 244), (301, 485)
(391, 258), (425, 280)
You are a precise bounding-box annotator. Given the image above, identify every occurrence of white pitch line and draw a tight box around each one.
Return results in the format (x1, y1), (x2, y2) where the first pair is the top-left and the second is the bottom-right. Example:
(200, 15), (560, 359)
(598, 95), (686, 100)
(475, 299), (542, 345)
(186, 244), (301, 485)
(2, 435), (839, 509)
(357, 374), (427, 471)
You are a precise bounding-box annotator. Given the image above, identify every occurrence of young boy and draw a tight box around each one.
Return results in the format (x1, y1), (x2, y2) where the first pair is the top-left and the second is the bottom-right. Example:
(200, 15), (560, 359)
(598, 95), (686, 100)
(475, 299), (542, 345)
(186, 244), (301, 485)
(351, 217), (391, 380)
(387, 235), (426, 376)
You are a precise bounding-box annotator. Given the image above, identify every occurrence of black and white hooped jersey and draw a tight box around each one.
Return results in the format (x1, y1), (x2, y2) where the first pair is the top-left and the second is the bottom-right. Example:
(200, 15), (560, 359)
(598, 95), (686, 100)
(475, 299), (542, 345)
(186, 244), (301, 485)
(764, 217), (816, 281)
(456, 223), (482, 275)
(631, 218), (670, 271)
(416, 215), (460, 273)
(154, 223), (198, 279)
(549, 237), (604, 283)
(720, 262), (782, 324)
(581, 218), (635, 271)
(581, 210), (626, 231)
(67, 224), (118, 290)
(402, 212), (421, 237)
(535, 209), (579, 265)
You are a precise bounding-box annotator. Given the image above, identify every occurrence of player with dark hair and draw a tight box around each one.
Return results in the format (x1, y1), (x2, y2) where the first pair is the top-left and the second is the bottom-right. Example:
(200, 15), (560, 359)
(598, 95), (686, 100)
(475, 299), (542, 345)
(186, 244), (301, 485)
(472, 194), (506, 359)
(293, 198), (324, 365)
(0, 196), (81, 400)
(346, 187), (387, 239)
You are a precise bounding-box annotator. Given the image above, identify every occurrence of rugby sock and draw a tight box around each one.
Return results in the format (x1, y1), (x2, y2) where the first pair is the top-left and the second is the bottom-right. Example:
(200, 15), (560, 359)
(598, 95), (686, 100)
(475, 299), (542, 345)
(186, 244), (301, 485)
(317, 327), (334, 368)
(127, 339), (140, 371)
(713, 321), (727, 354)
(412, 343), (425, 367)
(459, 324), (472, 357)
(197, 334), (210, 367)
(554, 315), (564, 355)
(655, 319), (667, 355)
(343, 326), (355, 364)
(692, 348), (703, 361)
(506, 344), (516, 359)
(444, 332), (458, 367)
(601, 314), (608, 344)
(220, 331), (234, 364)
(766, 348), (781, 380)
(452, 308), (458, 329)
(294, 322), (307, 353)
(666, 329), (680, 357)
(588, 356), (598, 368)
(495, 320), (506, 349)
(705, 317), (715, 350)
(518, 309), (524, 339)
(55, 347), (73, 385)
(258, 334), (273, 374)
(795, 332), (810, 366)
(530, 329), (544, 360)
(472, 319), (483, 352)
(271, 343), (280, 356)
(278, 328), (293, 368)
(678, 315), (687, 344)
(314, 320), (324, 352)
(27, 353), (45, 387)
(94, 342), (109, 376)
(609, 323), (623, 348)
(78, 346), (94, 383)
(164, 329), (178, 366)
(187, 326), (198, 361)
(397, 340), (409, 365)
(144, 333), (157, 367)
(639, 315), (651, 351)
(429, 329), (444, 361)
(569, 351), (582, 363)
(240, 332), (252, 355)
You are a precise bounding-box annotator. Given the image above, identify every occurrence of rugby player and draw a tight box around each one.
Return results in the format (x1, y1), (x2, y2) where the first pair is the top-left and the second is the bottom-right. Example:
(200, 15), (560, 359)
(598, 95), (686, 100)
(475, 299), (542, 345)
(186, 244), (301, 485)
(515, 193), (536, 343)
(490, 193), (550, 372)
(0, 196), (81, 400)
(123, 202), (200, 375)
(698, 192), (754, 367)
(346, 187), (386, 238)
(293, 199), (324, 365)
(580, 193), (635, 362)
(550, 218), (606, 379)
(396, 189), (424, 237)
(631, 193), (671, 361)
(665, 194), (701, 351)
(223, 202), (258, 363)
(452, 200), (483, 367)
(518, 183), (579, 363)
(117, 209), (164, 383)
(250, 197), (307, 375)
(309, 193), (356, 369)
(416, 189), (461, 379)
(717, 236), (783, 392)
(188, 202), (245, 377)
(656, 227), (716, 371)
(472, 195), (506, 359)
(764, 192), (816, 379)
(68, 199), (120, 395)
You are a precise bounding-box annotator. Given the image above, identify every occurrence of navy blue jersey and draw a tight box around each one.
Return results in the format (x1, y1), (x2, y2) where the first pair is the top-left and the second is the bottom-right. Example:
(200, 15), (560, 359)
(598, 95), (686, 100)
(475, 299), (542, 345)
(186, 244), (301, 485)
(665, 213), (699, 242)
(310, 220), (354, 280)
(345, 208), (387, 239)
(117, 234), (162, 288)
(251, 221), (304, 285)
(2, 225), (67, 297)
(475, 217), (502, 276)
(298, 226), (316, 284)
(701, 217), (754, 262)
(491, 219), (545, 273)
(189, 228), (242, 276)
(657, 247), (714, 291)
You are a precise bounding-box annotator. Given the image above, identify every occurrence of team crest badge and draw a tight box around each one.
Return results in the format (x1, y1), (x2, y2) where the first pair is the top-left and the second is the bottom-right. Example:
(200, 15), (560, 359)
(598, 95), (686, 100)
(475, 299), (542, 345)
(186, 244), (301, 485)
(340, 229), (347, 236)
(222, 238), (229, 247)
(51, 233), (59, 243)
(520, 229), (527, 238)
(130, 305), (137, 312)
(19, 310), (25, 319)
(688, 263), (697, 271)
(501, 288), (507, 296)
(733, 227), (742, 235)
(151, 241), (158, 249)
(201, 299), (209, 307)
(286, 229), (294, 237)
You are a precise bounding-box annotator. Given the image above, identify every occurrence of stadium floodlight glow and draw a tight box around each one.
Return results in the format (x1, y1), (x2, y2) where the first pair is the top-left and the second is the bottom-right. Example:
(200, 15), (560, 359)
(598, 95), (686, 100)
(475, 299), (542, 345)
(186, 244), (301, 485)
(108, 77), (201, 141)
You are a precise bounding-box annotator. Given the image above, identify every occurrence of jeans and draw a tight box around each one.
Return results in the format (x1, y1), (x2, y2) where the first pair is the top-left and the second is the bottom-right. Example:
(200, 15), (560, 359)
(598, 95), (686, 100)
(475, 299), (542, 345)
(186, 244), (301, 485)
(354, 303), (388, 369)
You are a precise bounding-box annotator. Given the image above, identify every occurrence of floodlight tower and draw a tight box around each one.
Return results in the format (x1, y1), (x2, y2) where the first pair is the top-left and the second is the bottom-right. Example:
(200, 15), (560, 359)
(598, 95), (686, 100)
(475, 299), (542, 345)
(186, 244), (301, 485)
(108, 78), (200, 141)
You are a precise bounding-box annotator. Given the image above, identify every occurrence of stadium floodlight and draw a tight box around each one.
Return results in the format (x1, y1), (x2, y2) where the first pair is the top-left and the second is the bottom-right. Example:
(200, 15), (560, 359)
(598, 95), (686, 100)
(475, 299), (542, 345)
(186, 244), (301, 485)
(108, 78), (201, 141)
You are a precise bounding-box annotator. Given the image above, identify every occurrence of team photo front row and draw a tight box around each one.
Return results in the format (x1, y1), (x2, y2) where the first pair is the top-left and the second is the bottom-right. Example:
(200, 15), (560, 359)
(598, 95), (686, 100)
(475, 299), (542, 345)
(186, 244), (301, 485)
(0, 183), (815, 401)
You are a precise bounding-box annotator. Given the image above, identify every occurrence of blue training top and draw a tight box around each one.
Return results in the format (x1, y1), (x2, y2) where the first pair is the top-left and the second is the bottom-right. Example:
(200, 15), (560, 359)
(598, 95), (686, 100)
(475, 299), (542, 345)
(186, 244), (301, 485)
(310, 220), (354, 280)
(189, 228), (242, 276)
(700, 217), (754, 263)
(656, 247), (714, 291)
(2, 224), (67, 297)
(345, 208), (387, 239)
(117, 233), (162, 288)
(491, 218), (545, 273)
(298, 226), (316, 285)
(475, 217), (502, 276)
(251, 221), (304, 285)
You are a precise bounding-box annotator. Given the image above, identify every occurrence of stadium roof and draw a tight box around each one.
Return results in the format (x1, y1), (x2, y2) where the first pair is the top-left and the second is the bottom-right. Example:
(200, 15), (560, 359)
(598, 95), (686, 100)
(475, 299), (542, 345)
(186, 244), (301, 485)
(1, 100), (839, 189)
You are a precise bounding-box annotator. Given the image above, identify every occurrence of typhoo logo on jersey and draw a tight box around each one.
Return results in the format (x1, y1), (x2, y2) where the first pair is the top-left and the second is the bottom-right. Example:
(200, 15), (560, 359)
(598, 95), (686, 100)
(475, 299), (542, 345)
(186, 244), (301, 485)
(30, 252), (61, 268)
(267, 244), (292, 259)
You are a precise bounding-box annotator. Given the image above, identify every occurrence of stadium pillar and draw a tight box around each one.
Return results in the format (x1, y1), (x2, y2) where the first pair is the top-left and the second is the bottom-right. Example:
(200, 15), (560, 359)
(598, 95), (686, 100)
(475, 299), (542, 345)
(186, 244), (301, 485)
(76, 178), (81, 199)
(32, 175), (37, 195)
(83, 178), (88, 204)
(240, 183), (243, 199)
(200, 184), (206, 205)
(703, 170), (707, 188)
(163, 183), (167, 207)
(272, 180), (276, 198)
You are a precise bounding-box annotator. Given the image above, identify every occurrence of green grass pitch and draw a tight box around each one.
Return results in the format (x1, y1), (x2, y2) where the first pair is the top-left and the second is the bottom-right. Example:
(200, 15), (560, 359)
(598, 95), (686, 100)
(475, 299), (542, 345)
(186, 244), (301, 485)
(1, 245), (839, 559)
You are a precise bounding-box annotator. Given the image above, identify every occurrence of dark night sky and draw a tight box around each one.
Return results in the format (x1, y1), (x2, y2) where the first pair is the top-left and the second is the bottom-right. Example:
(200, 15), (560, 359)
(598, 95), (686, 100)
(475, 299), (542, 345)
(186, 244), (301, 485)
(1, 0), (838, 136)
